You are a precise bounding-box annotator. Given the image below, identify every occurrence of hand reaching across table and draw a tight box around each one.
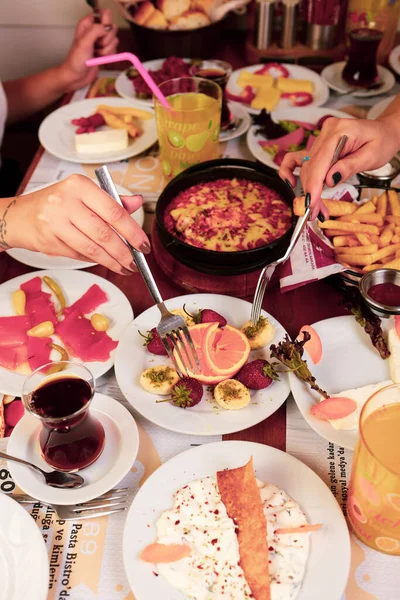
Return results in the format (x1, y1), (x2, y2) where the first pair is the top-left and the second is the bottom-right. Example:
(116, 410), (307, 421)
(278, 95), (400, 220)
(0, 175), (150, 274)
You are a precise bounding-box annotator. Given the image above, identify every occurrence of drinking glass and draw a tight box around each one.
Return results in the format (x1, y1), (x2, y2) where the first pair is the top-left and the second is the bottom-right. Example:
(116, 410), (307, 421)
(22, 361), (105, 472)
(342, 24), (383, 87)
(348, 383), (400, 555)
(190, 60), (232, 130)
(154, 77), (222, 180)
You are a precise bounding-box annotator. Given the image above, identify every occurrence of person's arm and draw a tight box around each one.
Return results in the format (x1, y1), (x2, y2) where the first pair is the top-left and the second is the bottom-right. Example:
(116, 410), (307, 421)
(279, 94), (400, 219)
(3, 9), (118, 124)
(0, 175), (150, 275)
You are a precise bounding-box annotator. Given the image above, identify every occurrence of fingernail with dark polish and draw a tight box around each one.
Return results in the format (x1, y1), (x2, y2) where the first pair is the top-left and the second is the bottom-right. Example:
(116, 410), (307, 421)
(140, 242), (151, 254)
(305, 193), (311, 208)
(129, 261), (138, 272)
(318, 212), (325, 222)
(285, 179), (293, 189)
(121, 267), (133, 276)
(332, 172), (342, 185)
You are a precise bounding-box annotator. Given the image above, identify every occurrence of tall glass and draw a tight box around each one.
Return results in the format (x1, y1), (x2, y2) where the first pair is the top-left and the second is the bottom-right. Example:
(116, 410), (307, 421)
(22, 361), (105, 472)
(342, 24), (383, 87)
(190, 60), (232, 130)
(154, 77), (222, 180)
(348, 383), (400, 555)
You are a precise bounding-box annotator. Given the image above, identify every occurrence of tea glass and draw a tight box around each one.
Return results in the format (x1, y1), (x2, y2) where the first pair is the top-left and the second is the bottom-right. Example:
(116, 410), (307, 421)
(22, 361), (105, 472)
(347, 383), (400, 555)
(190, 59), (233, 130)
(342, 25), (383, 87)
(154, 77), (222, 180)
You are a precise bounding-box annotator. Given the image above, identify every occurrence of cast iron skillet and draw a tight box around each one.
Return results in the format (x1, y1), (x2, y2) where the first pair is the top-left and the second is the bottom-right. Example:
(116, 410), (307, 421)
(155, 158), (295, 276)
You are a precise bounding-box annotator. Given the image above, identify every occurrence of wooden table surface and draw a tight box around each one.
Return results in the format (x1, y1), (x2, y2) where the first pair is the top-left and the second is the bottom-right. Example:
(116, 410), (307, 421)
(1, 35), (349, 451)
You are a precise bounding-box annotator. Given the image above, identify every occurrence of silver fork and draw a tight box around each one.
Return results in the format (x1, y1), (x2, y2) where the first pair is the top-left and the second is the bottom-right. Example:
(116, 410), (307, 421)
(250, 135), (348, 326)
(95, 166), (200, 377)
(13, 487), (130, 520)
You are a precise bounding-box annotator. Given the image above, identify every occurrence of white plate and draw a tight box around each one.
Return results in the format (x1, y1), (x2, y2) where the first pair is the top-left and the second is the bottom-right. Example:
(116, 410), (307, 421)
(6, 180), (144, 270)
(246, 107), (353, 172)
(389, 45), (400, 76)
(0, 270), (133, 396)
(115, 59), (191, 109)
(289, 315), (391, 450)
(7, 393), (139, 504)
(123, 440), (351, 600)
(321, 62), (395, 97)
(0, 493), (49, 600)
(219, 102), (251, 142)
(115, 293), (290, 436)
(367, 95), (396, 120)
(226, 63), (330, 115)
(39, 97), (157, 164)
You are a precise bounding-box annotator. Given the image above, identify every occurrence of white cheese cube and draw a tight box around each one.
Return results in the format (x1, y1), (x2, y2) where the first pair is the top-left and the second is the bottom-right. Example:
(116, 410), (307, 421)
(74, 129), (128, 155)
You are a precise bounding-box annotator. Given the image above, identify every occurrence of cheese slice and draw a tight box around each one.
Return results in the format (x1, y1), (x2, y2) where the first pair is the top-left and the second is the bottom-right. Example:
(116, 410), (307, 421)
(237, 71), (273, 89)
(276, 77), (314, 94)
(75, 129), (128, 155)
(251, 87), (280, 111)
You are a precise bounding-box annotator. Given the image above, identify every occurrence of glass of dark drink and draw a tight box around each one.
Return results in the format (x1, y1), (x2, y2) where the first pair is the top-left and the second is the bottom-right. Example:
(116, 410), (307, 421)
(22, 362), (105, 472)
(190, 59), (233, 130)
(342, 27), (384, 88)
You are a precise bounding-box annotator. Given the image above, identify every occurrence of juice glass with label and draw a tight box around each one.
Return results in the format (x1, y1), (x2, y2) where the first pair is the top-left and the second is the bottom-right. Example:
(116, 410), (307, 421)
(154, 77), (222, 180)
(348, 383), (400, 555)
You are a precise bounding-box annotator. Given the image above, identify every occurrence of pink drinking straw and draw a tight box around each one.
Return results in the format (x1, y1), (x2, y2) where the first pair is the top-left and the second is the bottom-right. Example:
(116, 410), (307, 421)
(86, 52), (171, 108)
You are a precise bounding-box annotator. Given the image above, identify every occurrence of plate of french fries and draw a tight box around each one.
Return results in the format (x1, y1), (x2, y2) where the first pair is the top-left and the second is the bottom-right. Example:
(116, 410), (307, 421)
(294, 189), (400, 274)
(38, 97), (157, 164)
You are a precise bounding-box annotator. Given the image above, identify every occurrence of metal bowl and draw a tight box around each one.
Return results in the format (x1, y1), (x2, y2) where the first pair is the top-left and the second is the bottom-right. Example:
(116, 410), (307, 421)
(360, 268), (400, 318)
(358, 156), (400, 189)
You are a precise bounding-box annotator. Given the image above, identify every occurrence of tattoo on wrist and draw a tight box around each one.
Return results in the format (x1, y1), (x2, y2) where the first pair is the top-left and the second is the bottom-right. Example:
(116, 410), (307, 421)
(0, 197), (17, 249)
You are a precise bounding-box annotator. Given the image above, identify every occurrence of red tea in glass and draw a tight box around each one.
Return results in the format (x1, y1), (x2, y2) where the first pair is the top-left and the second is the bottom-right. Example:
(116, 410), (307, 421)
(23, 362), (105, 472)
(190, 60), (233, 130)
(342, 27), (383, 87)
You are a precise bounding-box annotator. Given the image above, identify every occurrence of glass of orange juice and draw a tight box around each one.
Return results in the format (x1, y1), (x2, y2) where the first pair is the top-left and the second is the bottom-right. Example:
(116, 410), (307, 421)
(348, 383), (400, 555)
(154, 77), (222, 180)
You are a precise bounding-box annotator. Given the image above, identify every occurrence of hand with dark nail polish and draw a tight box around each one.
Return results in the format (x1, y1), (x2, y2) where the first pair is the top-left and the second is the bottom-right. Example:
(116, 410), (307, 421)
(332, 172), (342, 185)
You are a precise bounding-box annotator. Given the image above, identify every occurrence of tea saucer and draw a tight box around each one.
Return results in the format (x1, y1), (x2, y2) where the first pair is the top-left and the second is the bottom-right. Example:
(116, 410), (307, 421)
(219, 103), (251, 143)
(7, 393), (139, 505)
(321, 62), (395, 97)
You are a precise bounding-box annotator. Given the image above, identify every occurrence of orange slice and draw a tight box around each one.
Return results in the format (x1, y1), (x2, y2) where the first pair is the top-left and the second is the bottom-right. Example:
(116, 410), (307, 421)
(174, 323), (228, 384)
(310, 397), (357, 421)
(204, 324), (251, 376)
(140, 542), (191, 563)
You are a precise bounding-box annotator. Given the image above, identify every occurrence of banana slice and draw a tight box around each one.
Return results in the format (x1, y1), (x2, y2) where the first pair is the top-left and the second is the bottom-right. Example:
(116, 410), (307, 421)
(241, 316), (275, 349)
(140, 366), (180, 395)
(214, 380), (250, 410)
(170, 308), (195, 327)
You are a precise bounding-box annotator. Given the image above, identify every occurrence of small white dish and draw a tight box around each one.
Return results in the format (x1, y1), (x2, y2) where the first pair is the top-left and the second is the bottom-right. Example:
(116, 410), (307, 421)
(6, 179), (144, 270)
(39, 97), (157, 164)
(226, 63), (330, 115)
(321, 62), (395, 97)
(7, 393), (139, 505)
(0, 493), (49, 600)
(0, 270), (133, 396)
(289, 315), (391, 450)
(389, 44), (400, 77)
(115, 293), (290, 436)
(123, 440), (351, 600)
(367, 95), (396, 120)
(246, 106), (353, 172)
(219, 102), (251, 142)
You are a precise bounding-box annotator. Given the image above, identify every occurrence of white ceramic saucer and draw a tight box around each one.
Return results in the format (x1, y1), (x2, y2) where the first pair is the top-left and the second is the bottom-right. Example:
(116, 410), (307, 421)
(219, 102), (251, 142)
(321, 62), (395, 97)
(7, 393), (139, 505)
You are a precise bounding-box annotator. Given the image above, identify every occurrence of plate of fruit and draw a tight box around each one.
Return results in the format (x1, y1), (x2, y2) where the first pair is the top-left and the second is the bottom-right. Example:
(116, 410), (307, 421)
(246, 107), (353, 171)
(114, 293), (290, 436)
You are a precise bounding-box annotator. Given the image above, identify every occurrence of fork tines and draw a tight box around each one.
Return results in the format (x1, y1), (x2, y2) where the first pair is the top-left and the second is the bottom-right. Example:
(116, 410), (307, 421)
(157, 320), (200, 378)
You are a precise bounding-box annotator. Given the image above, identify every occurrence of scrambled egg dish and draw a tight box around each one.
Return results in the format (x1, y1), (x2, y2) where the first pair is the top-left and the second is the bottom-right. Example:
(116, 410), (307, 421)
(164, 178), (292, 252)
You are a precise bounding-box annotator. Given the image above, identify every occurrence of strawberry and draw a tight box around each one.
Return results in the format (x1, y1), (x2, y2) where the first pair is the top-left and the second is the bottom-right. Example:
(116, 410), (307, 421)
(139, 328), (169, 356)
(184, 304), (227, 327)
(170, 377), (203, 408)
(235, 359), (279, 390)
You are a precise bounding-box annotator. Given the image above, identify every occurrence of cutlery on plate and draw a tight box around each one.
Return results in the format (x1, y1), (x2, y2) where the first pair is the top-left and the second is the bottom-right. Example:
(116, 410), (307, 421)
(0, 451), (84, 489)
(14, 487), (130, 520)
(95, 166), (201, 377)
(250, 135), (348, 326)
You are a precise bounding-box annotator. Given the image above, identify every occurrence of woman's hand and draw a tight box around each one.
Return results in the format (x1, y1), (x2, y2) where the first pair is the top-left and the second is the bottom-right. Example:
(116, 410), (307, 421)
(279, 115), (400, 220)
(60, 9), (119, 91)
(10, 175), (150, 275)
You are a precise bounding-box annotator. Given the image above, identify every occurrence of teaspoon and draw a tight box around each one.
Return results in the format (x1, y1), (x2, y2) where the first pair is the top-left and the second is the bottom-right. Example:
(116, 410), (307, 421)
(0, 451), (85, 489)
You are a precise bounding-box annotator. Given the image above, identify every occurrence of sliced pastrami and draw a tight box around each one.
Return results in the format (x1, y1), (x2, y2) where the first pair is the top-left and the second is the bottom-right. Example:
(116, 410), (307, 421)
(27, 336), (52, 371)
(21, 277), (57, 326)
(0, 316), (30, 347)
(63, 284), (108, 317)
(56, 309), (117, 362)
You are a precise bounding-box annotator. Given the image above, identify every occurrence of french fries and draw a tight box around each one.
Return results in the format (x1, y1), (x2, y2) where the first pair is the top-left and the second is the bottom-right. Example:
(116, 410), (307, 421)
(97, 108), (140, 138)
(90, 103), (152, 139)
(97, 104), (153, 120)
(298, 188), (400, 273)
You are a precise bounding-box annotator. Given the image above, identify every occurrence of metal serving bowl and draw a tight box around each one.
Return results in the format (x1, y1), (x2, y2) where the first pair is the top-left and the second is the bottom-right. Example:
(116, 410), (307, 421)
(360, 268), (400, 318)
(358, 156), (400, 189)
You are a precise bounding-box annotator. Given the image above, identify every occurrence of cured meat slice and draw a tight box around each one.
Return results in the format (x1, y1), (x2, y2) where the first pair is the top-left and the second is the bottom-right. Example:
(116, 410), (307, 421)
(0, 316), (30, 347)
(27, 336), (52, 371)
(56, 309), (117, 362)
(21, 277), (57, 326)
(63, 284), (108, 317)
(0, 345), (28, 370)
